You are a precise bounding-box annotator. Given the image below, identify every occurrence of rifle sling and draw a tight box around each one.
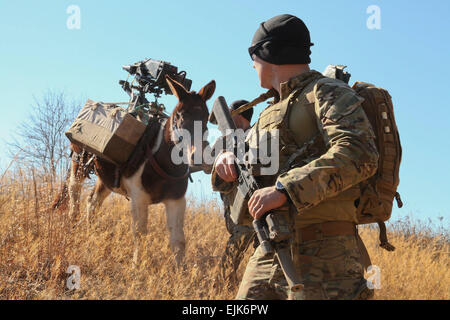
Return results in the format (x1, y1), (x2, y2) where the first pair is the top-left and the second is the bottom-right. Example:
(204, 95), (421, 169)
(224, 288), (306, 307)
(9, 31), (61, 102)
(231, 89), (278, 117)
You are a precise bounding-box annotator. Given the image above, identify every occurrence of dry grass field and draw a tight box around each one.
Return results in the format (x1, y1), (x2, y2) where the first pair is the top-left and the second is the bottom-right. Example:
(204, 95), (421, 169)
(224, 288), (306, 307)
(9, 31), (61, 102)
(0, 170), (448, 300)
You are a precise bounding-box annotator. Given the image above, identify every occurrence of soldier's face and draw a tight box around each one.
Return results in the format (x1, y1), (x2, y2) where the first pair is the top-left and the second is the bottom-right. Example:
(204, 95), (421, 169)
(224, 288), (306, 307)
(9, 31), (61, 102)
(252, 54), (273, 89)
(232, 114), (250, 130)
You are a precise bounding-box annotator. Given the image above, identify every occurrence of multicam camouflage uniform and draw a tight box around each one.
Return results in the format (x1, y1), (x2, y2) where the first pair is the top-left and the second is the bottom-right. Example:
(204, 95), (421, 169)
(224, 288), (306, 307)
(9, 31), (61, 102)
(212, 70), (378, 300)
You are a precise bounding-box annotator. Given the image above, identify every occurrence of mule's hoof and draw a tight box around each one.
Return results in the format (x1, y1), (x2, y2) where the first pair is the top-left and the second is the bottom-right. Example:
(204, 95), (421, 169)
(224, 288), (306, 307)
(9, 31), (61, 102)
(174, 253), (185, 268)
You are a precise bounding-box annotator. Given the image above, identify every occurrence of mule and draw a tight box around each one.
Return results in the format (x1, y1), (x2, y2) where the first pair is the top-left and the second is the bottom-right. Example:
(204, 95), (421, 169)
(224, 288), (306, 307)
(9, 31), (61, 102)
(53, 76), (215, 264)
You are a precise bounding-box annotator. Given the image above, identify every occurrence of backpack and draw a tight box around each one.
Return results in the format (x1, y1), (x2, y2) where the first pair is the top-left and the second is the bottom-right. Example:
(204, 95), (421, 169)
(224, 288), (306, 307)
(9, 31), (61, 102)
(352, 81), (403, 251)
(324, 65), (403, 251)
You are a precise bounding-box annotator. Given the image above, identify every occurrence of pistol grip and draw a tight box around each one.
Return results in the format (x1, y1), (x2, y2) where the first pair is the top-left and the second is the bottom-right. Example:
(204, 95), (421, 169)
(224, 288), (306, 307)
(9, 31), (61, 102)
(253, 219), (274, 256)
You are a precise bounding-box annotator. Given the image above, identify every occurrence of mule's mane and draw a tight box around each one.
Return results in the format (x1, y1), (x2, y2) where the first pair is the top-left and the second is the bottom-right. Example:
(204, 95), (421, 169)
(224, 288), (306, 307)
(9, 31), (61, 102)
(164, 105), (178, 146)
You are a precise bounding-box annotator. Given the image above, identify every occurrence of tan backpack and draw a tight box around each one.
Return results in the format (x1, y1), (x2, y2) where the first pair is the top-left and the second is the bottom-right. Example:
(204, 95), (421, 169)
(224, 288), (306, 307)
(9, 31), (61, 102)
(351, 81), (403, 251)
(323, 65), (403, 251)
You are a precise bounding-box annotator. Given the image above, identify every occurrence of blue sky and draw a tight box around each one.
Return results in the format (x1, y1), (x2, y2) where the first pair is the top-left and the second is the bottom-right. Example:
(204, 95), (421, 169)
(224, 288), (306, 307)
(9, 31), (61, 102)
(1, 1), (449, 225)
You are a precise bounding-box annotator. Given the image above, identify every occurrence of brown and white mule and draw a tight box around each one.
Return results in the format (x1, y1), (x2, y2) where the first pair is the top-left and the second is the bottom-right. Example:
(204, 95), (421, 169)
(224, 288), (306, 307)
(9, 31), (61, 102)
(53, 76), (215, 264)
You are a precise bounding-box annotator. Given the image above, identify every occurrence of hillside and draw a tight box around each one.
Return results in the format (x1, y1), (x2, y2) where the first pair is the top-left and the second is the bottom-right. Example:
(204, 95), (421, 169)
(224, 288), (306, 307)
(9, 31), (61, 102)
(0, 172), (448, 299)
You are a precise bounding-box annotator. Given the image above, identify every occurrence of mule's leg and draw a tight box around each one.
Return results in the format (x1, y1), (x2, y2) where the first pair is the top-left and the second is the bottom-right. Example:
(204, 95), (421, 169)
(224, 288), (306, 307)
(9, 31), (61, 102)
(67, 160), (86, 221)
(86, 178), (112, 224)
(122, 163), (150, 266)
(163, 197), (186, 265)
(130, 192), (150, 237)
(129, 191), (150, 266)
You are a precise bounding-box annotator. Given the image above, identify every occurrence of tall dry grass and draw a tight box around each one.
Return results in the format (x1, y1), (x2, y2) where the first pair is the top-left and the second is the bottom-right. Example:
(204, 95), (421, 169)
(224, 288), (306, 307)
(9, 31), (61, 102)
(0, 170), (448, 300)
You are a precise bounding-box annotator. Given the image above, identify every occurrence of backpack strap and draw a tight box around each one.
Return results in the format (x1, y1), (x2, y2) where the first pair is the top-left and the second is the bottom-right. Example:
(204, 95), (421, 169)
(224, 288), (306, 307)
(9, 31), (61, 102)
(377, 221), (396, 251)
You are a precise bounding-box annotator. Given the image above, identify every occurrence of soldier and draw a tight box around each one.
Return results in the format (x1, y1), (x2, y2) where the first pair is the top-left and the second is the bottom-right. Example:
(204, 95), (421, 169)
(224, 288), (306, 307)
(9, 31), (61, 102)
(211, 14), (378, 300)
(218, 100), (256, 285)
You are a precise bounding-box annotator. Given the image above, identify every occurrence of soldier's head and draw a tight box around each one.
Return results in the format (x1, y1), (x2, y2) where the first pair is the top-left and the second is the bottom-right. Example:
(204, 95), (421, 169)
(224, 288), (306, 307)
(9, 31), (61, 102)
(249, 14), (314, 90)
(230, 100), (252, 130)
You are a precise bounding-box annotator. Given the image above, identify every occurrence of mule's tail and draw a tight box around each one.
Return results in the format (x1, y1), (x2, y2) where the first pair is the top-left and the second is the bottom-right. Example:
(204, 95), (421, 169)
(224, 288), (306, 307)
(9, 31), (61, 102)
(51, 151), (74, 212)
(52, 179), (70, 212)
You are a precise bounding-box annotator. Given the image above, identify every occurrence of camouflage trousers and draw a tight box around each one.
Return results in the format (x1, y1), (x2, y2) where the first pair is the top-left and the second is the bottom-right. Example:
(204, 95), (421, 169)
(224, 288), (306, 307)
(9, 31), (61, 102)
(236, 234), (373, 300)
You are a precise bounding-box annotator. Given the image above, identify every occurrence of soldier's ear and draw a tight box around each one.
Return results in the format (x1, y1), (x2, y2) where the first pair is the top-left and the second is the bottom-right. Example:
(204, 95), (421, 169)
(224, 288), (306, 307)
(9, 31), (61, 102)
(166, 75), (188, 101)
(198, 80), (216, 101)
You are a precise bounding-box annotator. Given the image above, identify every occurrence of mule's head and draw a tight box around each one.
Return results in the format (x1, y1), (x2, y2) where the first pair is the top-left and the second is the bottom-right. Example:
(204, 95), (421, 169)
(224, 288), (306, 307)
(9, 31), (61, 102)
(166, 75), (215, 167)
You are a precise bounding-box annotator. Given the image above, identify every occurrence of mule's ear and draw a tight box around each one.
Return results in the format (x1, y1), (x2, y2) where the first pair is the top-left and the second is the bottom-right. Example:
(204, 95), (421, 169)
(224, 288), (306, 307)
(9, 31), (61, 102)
(198, 80), (216, 101)
(166, 75), (188, 101)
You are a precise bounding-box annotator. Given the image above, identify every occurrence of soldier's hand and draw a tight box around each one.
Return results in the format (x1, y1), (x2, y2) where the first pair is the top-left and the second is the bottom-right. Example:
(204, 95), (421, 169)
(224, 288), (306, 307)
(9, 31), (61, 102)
(214, 152), (237, 182)
(248, 186), (287, 219)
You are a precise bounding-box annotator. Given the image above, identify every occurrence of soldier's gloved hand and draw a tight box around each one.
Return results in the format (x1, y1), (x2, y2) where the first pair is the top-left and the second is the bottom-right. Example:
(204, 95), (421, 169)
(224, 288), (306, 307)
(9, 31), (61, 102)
(214, 151), (237, 182)
(248, 186), (287, 220)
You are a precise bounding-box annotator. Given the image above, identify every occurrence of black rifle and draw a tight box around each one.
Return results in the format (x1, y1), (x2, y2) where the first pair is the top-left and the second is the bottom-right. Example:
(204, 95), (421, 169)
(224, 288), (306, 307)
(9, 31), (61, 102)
(210, 96), (303, 293)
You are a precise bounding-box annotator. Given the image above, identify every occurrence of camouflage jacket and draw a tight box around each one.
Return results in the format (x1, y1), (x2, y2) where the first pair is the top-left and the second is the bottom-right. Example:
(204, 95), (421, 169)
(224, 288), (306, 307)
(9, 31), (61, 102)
(212, 70), (379, 227)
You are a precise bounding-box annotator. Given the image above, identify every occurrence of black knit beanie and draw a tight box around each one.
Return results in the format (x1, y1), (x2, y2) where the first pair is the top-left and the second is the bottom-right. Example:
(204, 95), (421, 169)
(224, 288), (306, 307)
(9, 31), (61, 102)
(230, 100), (253, 123)
(248, 14), (314, 65)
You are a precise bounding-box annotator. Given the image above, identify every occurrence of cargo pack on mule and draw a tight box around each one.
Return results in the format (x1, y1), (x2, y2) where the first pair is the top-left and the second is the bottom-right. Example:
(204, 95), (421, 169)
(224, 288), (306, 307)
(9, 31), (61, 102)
(66, 100), (147, 165)
(66, 58), (193, 167)
(230, 65), (403, 252)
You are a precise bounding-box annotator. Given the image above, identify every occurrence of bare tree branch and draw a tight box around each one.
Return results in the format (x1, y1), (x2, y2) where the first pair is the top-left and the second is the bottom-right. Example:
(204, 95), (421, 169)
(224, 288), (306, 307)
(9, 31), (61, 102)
(7, 89), (82, 181)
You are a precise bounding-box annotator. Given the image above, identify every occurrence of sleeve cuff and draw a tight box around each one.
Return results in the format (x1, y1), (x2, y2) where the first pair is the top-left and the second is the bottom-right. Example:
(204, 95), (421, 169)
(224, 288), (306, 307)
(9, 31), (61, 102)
(276, 173), (304, 212)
